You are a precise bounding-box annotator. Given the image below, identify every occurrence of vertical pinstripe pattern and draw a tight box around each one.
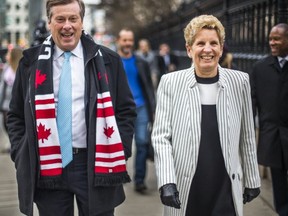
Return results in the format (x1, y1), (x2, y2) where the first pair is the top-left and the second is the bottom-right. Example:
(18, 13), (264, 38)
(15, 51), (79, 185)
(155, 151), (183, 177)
(152, 65), (261, 216)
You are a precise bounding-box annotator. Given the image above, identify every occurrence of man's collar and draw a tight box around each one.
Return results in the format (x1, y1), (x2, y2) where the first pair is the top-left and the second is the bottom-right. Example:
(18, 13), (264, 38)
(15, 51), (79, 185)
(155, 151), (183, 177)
(277, 55), (288, 62)
(54, 41), (83, 59)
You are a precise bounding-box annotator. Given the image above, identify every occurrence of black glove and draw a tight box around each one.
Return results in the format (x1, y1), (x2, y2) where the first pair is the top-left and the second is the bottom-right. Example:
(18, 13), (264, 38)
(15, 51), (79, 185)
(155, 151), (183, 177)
(159, 183), (181, 209)
(243, 187), (260, 204)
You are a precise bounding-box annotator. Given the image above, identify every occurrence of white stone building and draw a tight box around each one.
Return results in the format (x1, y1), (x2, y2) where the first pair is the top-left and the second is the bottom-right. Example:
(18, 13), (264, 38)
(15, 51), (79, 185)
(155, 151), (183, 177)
(3, 0), (29, 46)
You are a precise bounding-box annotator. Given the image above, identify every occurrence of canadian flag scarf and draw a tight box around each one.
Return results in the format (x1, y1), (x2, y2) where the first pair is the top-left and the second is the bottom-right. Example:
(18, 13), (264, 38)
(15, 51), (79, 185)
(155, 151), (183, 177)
(35, 35), (130, 187)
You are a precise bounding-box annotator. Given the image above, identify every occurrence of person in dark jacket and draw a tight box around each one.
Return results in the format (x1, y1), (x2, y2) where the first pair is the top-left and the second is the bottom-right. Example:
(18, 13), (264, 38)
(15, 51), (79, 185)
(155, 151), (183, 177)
(157, 43), (179, 85)
(250, 23), (288, 216)
(30, 19), (50, 47)
(116, 28), (156, 193)
(7, 0), (136, 216)
(136, 39), (159, 90)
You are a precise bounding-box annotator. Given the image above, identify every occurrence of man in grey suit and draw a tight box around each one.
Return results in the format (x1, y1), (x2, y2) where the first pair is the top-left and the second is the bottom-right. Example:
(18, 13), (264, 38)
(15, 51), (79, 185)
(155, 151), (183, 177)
(250, 23), (288, 216)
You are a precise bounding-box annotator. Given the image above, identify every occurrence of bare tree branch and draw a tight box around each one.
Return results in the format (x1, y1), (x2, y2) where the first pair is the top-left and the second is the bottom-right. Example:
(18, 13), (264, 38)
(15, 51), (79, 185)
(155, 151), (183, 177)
(98, 0), (182, 35)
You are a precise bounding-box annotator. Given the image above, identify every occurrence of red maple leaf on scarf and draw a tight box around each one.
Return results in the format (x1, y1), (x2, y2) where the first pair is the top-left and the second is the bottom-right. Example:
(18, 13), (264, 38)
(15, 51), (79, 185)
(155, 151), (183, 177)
(104, 125), (114, 138)
(37, 123), (51, 143)
(35, 69), (47, 88)
(98, 72), (109, 84)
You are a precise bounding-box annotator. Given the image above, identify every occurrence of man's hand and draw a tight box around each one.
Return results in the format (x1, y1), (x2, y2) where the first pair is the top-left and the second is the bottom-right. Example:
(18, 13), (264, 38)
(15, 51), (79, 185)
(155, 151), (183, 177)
(159, 183), (181, 209)
(243, 187), (260, 204)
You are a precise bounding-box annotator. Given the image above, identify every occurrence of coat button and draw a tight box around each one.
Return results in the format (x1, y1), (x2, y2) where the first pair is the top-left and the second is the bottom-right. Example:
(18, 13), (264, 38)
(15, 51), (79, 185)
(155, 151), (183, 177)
(232, 174), (235, 180)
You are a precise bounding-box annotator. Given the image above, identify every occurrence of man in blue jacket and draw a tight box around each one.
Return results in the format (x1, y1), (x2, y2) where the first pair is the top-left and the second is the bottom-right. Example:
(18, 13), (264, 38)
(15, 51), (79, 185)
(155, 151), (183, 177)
(116, 28), (156, 193)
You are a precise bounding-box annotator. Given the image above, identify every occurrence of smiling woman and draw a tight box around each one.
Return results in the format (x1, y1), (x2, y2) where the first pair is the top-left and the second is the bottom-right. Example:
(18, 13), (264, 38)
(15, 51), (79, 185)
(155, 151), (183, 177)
(184, 15), (225, 78)
(152, 14), (261, 216)
(186, 29), (222, 77)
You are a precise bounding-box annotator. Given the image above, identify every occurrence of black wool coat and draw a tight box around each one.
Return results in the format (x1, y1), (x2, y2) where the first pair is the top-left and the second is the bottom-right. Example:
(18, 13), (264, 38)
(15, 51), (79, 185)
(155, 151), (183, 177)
(7, 33), (137, 216)
(250, 55), (288, 169)
(134, 55), (156, 122)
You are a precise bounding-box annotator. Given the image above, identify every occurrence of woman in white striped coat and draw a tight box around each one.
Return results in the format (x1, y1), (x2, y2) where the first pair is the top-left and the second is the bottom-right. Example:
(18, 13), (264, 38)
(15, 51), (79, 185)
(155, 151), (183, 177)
(152, 15), (261, 216)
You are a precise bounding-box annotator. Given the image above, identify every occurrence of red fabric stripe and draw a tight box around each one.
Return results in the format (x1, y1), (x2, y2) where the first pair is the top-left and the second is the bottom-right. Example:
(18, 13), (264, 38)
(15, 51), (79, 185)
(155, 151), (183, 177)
(35, 98), (54, 105)
(95, 156), (125, 163)
(36, 109), (56, 119)
(96, 107), (114, 117)
(95, 143), (124, 153)
(97, 96), (112, 103)
(95, 165), (127, 173)
(40, 168), (62, 176)
(40, 158), (62, 165)
(39, 146), (61, 155)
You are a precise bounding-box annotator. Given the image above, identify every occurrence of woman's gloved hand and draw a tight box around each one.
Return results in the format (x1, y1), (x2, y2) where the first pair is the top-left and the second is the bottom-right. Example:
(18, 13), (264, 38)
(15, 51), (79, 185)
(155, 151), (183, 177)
(243, 187), (260, 204)
(159, 183), (181, 209)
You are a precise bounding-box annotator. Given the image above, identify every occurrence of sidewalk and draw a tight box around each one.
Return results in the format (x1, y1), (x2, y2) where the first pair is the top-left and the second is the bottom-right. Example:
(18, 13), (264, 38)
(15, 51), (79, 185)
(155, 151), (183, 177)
(0, 152), (278, 216)
(0, 113), (278, 216)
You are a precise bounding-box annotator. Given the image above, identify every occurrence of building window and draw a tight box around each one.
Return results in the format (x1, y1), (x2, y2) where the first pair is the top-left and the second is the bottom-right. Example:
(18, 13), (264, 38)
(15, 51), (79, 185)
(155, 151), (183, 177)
(6, 32), (11, 44)
(16, 17), (20, 24)
(16, 32), (20, 44)
(15, 3), (20, 10)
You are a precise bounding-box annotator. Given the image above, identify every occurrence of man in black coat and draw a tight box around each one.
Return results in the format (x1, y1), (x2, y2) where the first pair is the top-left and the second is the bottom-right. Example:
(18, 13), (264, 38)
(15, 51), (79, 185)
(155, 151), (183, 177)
(7, 0), (136, 215)
(116, 28), (156, 193)
(250, 23), (288, 216)
(157, 43), (179, 86)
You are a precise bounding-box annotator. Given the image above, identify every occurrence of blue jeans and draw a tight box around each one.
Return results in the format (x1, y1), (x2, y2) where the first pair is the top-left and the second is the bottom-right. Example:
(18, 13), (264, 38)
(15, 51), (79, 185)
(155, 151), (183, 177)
(134, 105), (149, 185)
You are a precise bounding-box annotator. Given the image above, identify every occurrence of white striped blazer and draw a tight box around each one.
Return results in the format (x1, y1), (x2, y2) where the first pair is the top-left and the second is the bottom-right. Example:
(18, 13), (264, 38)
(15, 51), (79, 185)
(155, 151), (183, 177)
(152, 65), (261, 216)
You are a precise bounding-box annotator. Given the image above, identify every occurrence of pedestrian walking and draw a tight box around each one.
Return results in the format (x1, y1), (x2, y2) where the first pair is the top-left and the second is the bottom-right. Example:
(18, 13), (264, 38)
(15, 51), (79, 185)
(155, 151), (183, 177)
(152, 14), (261, 216)
(157, 43), (179, 84)
(250, 23), (288, 216)
(0, 47), (22, 133)
(7, 0), (136, 215)
(136, 38), (159, 90)
(116, 28), (156, 193)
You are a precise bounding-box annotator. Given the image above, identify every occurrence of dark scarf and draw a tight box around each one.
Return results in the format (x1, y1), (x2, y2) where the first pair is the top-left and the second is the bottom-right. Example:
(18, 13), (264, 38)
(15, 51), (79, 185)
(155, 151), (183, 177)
(35, 34), (130, 188)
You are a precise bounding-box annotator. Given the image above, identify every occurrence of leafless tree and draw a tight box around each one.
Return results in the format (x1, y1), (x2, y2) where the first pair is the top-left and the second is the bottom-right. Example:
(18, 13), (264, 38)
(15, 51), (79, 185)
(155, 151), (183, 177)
(98, 0), (182, 35)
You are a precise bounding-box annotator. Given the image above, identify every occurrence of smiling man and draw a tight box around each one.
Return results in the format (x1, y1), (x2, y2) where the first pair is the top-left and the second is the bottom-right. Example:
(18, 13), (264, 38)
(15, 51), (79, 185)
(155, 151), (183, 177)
(116, 28), (156, 193)
(7, 0), (136, 216)
(250, 23), (288, 216)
